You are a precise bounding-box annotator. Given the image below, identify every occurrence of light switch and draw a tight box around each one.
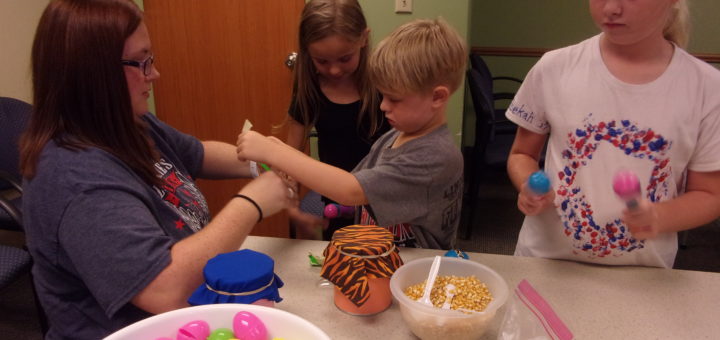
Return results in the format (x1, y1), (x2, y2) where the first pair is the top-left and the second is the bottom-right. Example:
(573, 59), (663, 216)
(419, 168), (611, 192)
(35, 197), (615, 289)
(395, 0), (412, 13)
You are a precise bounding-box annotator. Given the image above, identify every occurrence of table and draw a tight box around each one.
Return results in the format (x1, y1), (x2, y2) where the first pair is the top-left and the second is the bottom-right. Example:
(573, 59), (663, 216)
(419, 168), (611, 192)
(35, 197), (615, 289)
(241, 236), (720, 339)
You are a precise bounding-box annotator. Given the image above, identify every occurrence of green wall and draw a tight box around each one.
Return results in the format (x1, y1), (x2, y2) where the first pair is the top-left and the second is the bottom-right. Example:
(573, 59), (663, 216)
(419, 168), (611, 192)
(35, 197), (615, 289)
(471, 0), (596, 49)
(470, 0), (720, 82)
(687, 0), (720, 53)
(465, 0), (720, 146)
(359, 0), (471, 146)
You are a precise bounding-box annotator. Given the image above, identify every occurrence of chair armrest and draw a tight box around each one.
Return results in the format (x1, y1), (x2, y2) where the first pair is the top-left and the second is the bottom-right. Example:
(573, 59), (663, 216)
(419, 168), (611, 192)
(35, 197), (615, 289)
(493, 92), (516, 101)
(492, 76), (523, 84)
(0, 196), (22, 227)
(0, 170), (22, 193)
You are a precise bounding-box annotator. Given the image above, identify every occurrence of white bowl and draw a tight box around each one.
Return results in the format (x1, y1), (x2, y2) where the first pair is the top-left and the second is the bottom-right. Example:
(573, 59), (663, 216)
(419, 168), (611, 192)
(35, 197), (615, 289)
(104, 304), (330, 340)
(390, 257), (509, 340)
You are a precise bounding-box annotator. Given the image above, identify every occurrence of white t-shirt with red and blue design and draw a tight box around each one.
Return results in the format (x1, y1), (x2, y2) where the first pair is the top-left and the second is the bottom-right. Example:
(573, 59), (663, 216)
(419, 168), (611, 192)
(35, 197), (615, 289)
(506, 34), (720, 268)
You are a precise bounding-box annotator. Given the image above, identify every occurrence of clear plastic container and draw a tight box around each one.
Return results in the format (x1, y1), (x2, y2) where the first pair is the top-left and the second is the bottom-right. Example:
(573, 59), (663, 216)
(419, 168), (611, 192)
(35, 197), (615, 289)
(389, 257), (509, 340)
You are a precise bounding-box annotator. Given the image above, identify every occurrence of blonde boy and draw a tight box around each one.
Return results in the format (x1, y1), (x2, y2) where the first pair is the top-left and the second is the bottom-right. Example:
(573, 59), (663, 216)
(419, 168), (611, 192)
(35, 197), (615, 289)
(237, 18), (467, 249)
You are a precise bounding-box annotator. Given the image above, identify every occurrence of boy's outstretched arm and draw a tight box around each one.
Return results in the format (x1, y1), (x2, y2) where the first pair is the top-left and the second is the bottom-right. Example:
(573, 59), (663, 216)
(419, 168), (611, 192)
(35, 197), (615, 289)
(237, 131), (368, 206)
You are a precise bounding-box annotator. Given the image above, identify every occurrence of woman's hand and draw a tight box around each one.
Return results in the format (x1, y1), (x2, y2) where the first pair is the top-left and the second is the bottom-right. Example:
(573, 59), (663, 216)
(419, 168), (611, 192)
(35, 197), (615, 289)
(238, 170), (292, 218)
(622, 200), (660, 240)
(517, 182), (555, 216)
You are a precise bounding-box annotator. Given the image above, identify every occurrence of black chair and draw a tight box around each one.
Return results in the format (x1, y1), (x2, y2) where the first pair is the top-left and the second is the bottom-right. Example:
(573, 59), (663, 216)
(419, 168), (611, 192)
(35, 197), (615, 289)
(460, 65), (522, 240)
(1, 97), (31, 232)
(0, 244), (32, 291)
(0, 97), (47, 334)
(468, 53), (523, 135)
(0, 242), (47, 335)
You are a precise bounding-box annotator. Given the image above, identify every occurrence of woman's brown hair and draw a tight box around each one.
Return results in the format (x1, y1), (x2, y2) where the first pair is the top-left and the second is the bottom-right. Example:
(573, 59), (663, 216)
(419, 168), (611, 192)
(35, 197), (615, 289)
(20, 0), (160, 185)
(291, 0), (382, 145)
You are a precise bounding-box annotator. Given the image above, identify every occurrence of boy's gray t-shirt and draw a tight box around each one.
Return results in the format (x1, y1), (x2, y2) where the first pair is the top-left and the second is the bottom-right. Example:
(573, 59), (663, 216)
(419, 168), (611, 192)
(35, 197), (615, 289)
(23, 113), (208, 340)
(352, 125), (463, 249)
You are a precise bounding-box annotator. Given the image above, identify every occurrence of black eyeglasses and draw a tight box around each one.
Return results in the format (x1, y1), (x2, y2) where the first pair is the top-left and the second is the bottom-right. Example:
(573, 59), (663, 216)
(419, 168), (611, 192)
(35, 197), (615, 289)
(121, 54), (154, 76)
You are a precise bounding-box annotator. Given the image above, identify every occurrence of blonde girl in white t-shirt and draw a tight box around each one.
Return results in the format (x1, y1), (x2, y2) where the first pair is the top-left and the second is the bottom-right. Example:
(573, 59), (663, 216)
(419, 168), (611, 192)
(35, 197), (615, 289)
(506, 0), (720, 267)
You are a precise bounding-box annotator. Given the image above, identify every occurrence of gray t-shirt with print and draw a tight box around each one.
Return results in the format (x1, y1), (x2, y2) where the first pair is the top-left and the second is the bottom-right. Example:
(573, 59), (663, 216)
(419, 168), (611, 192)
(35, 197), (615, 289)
(23, 114), (208, 340)
(352, 125), (463, 249)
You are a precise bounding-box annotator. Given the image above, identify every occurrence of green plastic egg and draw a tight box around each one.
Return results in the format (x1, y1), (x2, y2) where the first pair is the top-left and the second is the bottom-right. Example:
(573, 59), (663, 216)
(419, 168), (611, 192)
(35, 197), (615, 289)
(207, 328), (235, 340)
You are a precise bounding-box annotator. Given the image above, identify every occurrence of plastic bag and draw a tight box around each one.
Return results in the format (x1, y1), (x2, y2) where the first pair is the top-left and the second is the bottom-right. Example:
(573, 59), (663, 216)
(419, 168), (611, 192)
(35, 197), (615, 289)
(498, 279), (573, 340)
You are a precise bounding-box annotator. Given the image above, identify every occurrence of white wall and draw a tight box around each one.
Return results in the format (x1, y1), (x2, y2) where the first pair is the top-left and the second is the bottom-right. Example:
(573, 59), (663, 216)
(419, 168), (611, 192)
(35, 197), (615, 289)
(0, 0), (49, 103)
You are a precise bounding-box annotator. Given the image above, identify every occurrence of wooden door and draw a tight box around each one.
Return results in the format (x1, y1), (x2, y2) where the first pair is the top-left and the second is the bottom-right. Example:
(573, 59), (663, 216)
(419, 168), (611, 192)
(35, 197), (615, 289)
(144, 0), (304, 237)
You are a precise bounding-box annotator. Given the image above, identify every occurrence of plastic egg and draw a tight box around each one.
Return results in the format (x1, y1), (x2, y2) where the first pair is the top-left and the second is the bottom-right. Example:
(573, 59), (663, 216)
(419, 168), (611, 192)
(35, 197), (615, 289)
(176, 320), (210, 340)
(207, 328), (235, 340)
(444, 249), (469, 259)
(233, 311), (268, 340)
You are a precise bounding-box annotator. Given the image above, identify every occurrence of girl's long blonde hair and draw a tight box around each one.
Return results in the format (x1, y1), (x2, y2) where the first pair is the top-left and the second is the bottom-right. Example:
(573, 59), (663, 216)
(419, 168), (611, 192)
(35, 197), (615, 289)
(290, 0), (381, 144)
(664, 0), (690, 48)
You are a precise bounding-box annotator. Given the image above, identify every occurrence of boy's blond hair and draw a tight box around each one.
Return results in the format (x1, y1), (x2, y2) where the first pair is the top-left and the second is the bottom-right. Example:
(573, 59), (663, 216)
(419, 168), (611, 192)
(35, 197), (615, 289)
(369, 17), (467, 96)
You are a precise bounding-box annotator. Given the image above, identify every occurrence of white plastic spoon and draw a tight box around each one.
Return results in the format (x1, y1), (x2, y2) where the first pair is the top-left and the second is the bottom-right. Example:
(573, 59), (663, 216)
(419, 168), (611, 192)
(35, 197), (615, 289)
(441, 283), (456, 309)
(418, 255), (442, 306)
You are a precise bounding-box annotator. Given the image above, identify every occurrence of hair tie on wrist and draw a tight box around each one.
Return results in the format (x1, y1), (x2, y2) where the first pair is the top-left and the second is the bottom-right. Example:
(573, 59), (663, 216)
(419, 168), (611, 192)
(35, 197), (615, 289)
(233, 194), (263, 223)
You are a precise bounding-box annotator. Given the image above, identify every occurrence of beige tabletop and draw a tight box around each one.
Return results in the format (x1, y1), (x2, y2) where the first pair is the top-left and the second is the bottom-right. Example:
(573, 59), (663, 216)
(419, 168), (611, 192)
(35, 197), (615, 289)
(241, 236), (720, 339)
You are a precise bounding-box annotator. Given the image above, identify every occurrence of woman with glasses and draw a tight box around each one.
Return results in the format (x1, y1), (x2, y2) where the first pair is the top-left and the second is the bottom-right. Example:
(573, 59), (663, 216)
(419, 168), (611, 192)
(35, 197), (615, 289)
(19, 1), (291, 338)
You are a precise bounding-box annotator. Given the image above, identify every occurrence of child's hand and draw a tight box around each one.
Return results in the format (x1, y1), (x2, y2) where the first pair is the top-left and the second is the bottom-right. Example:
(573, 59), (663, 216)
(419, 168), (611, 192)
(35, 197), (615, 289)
(275, 169), (299, 202)
(622, 200), (660, 240)
(236, 130), (280, 163)
(276, 170), (298, 194)
(288, 206), (325, 240)
(517, 182), (555, 216)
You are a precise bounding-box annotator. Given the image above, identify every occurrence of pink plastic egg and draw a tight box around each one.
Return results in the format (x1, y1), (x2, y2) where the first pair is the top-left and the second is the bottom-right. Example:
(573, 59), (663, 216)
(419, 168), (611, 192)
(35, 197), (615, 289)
(612, 170), (640, 198)
(176, 320), (210, 340)
(233, 311), (267, 340)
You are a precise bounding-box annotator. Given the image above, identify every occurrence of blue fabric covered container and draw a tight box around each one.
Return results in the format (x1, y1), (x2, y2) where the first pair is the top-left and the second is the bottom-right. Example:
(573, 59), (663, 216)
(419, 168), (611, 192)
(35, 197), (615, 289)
(188, 249), (284, 305)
